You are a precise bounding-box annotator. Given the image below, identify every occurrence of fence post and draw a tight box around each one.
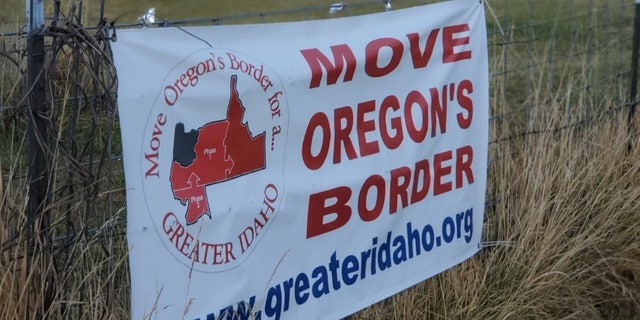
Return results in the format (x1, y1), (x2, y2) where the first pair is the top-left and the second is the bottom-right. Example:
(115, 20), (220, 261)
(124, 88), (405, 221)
(630, 0), (640, 123)
(26, 0), (53, 317)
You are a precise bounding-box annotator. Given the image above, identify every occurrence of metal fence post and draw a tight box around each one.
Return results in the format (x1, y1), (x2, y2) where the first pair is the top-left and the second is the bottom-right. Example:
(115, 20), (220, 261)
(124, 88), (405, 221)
(26, 0), (53, 317)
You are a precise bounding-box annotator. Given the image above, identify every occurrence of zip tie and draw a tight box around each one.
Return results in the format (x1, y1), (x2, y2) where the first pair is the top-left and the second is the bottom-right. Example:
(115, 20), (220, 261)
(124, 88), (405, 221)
(138, 8), (214, 48)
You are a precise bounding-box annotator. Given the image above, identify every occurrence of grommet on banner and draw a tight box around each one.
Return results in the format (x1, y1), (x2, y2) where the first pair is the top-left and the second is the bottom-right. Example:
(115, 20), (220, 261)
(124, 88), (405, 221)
(108, 20), (117, 42)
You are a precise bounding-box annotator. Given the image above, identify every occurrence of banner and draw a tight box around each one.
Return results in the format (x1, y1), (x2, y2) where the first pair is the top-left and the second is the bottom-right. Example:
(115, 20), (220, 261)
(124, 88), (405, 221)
(113, 1), (488, 319)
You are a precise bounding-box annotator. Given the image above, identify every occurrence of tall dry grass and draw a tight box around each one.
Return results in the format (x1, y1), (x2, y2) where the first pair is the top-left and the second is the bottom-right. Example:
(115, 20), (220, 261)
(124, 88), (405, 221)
(1, 5), (128, 319)
(348, 93), (640, 320)
(0, 122), (130, 320)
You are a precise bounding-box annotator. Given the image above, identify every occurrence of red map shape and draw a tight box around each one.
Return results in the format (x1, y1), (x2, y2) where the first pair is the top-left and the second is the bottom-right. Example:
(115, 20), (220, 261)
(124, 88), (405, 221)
(170, 75), (266, 224)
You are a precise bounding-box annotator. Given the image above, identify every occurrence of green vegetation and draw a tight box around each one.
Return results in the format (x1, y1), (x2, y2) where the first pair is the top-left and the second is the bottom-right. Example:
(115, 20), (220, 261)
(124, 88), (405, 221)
(2, 0), (437, 29)
(1, 0), (639, 319)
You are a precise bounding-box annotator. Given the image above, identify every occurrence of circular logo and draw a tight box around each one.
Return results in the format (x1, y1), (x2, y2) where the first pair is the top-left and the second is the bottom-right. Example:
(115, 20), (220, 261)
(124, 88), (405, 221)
(140, 48), (288, 272)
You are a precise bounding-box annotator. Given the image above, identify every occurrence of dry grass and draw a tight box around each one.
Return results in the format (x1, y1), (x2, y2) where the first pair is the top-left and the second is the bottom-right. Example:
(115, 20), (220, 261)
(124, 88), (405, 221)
(345, 105), (640, 319)
(1, 4), (127, 319)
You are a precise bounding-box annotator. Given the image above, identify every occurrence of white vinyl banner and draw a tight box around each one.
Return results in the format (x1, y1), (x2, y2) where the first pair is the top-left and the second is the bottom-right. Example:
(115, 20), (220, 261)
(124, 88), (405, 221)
(113, 1), (488, 319)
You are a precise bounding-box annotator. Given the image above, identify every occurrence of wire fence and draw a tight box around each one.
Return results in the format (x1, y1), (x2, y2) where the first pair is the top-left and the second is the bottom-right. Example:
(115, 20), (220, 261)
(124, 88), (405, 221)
(0, 0), (638, 318)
